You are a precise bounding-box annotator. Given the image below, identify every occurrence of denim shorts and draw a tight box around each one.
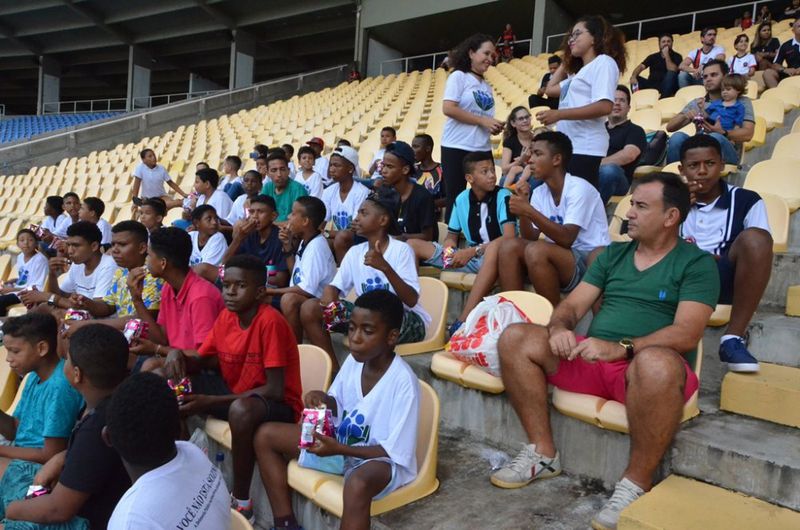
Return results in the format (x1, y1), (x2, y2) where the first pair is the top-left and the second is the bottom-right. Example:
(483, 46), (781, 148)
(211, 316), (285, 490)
(344, 456), (400, 500)
(425, 242), (484, 274)
(562, 248), (591, 293)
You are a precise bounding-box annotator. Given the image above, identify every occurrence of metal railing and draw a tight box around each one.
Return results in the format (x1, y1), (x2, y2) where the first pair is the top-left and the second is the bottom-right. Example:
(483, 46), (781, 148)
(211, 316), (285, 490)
(0, 104), (5, 118)
(131, 89), (226, 110)
(545, 1), (771, 52)
(380, 39), (534, 75)
(42, 98), (127, 115)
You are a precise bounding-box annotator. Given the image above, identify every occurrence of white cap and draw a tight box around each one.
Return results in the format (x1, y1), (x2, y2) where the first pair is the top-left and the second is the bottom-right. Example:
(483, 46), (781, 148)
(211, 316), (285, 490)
(330, 145), (360, 169)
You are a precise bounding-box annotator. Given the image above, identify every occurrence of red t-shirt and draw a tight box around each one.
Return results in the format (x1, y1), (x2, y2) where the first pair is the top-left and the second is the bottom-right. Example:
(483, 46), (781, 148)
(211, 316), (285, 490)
(157, 270), (224, 350)
(198, 304), (303, 420)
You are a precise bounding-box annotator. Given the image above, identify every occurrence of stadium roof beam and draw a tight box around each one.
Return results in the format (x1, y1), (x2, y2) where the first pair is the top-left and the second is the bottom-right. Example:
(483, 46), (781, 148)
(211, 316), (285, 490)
(0, 19), (42, 56)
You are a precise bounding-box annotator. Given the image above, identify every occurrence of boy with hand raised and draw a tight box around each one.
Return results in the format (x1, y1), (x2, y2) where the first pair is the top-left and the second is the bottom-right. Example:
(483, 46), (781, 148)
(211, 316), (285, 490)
(3, 325), (131, 530)
(162, 255), (303, 522)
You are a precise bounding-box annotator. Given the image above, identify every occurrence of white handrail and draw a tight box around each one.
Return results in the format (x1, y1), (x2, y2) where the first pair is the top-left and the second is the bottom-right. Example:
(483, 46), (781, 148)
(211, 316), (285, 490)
(380, 39), (534, 75)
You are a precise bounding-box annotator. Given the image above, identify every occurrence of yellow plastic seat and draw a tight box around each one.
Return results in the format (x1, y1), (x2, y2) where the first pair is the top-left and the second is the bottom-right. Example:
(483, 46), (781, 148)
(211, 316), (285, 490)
(0, 347), (21, 412)
(744, 159), (800, 211)
(287, 380), (440, 517)
(205, 344), (333, 449)
(760, 86), (800, 112)
(394, 277), (448, 356)
(430, 291), (554, 394)
(230, 508), (253, 530)
(630, 89), (660, 110)
(752, 98), (785, 130)
(760, 193), (790, 252)
(744, 116), (767, 151)
(675, 85), (707, 103)
(629, 108), (662, 133)
(708, 304), (732, 327)
(608, 195), (632, 242)
(552, 341), (703, 433)
(771, 132), (800, 159)
(4, 372), (30, 414)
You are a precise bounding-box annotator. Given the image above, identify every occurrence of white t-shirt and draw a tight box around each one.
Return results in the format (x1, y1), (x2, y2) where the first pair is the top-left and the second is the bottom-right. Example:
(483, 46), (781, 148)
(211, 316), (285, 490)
(60, 253), (118, 299)
(558, 54), (618, 157)
(97, 219), (112, 246)
(14, 252), (48, 290)
(327, 354), (419, 492)
(226, 194), (250, 225)
(441, 70), (496, 151)
(529, 174), (610, 252)
(370, 148), (386, 179)
(41, 216), (58, 234)
(288, 161), (297, 177)
(294, 171), (324, 199)
(728, 54), (756, 75)
(53, 213), (75, 239)
(189, 232), (228, 267)
(290, 233), (336, 298)
(332, 238), (431, 327)
(687, 46), (726, 69)
(132, 163), (172, 199)
(196, 190), (233, 220)
(107, 441), (229, 530)
(322, 181), (371, 231)
(315, 157), (331, 187)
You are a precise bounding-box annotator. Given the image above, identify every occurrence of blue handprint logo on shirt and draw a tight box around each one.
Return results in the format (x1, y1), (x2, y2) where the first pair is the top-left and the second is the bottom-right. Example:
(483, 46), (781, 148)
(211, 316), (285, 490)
(190, 256), (201, 266)
(337, 409), (371, 446)
(549, 214), (564, 225)
(17, 268), (29, 287)
(473, 90), (495, 112)
(361, 276), (388, 293)
(292, 266), (302, 286)
(333, 210), (352, 230)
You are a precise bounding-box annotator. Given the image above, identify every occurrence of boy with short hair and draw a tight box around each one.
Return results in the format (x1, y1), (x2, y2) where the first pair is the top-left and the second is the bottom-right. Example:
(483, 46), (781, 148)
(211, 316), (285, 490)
(268, 196), (337, 342)
(322, 146), (371, 263)
(368, 126), (397, 179)
(189, 168), (233, 220)
(496, 131), (610, 308)
(678, 134), (772, 372)
(220, 155), (245, 201)
(301, 188), (431, 367)
(189, 205), (228, 283)
(256, 290), (420, 530)
(0, 313), (83, 493)
(305, 137), (329, 186)
(412, 134), (445, 211)
(20, 222), (118, 315)
(163, 255), (303, 522)
(131, 148), (188, 210)
(293, 146), (323, 198)
(79, 197), (112, 247)
(261, 152), (308, 223)
(226, 169), (263, 226)
(255, 155), (269, 182)
(3, 324), (131, 530)
(106, 372), (230, 529)
(138, 197), (166, 234)
(53, 193), (80, 240)
(407, 151), (516, 333)
(0, 229), (48, 316)
(38, 196), (64, 253)
(381, 141), (437, 242)
(282, 143), (296, 176)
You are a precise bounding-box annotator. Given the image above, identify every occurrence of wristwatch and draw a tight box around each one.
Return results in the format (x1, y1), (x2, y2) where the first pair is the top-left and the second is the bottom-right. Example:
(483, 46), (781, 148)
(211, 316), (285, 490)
(47, 294), (57, 307)
(619, 338), (634, 360)
(475, 244), (486, 258)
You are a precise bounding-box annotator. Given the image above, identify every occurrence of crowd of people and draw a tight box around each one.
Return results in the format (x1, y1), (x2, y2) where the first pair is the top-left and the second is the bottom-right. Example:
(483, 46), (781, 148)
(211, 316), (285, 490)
(0, 10), (783, 530)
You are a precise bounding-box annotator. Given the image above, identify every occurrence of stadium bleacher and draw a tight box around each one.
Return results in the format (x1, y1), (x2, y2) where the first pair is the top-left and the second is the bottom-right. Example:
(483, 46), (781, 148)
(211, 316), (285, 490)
(0, 15), (799, 530)
(0, 112), (121, 144)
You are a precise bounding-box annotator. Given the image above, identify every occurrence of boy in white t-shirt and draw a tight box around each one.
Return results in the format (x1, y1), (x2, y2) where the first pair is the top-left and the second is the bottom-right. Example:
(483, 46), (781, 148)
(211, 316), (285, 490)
(255, 290), (419, 530)
(301, 187), (430, 369)
(0, 229), (49, 315)
(183, 167), (234, 222)
(131, 148), (188, 210)
(322, 145), (370, 263)
(293, 146), (324, 198)
(367, 126), (397, 180)
(282, 143), (297, 177)
(265, 196), (336, 342)
(52, 192), (81, 240)
(501, 131), (609, 307)
(225, 169), (263, 228)
(106, 372), (230, 530)
(305, 137), (330, 187)
(79, 197), (112, 248)
(188, 205), (228, 283)
(219, 155), (245, 201)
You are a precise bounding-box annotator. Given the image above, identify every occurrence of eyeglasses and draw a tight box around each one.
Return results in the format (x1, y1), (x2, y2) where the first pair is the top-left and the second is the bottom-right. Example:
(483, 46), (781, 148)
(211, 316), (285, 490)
(515, 115), (532, 122)
(568, 30), (585, 42)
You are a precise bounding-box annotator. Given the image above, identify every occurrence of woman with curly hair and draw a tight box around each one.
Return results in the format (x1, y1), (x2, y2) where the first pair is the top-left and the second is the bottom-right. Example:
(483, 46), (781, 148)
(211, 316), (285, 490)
(441, 33), (504, 221)
(536, 15), (626, 189)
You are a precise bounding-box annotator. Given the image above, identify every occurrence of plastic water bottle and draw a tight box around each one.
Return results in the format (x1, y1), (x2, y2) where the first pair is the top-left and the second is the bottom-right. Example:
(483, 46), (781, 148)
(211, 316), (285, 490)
(265, 261), (277, 287)
(215, 451), (224, 470)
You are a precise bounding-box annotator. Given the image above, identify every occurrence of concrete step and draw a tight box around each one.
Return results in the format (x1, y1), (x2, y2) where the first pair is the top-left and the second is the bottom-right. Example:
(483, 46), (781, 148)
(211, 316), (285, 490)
(720, 363), (800, 428)
(747, 310), (800, 368)
(671, 411), (800, 511)
(619, 475), (800, 530)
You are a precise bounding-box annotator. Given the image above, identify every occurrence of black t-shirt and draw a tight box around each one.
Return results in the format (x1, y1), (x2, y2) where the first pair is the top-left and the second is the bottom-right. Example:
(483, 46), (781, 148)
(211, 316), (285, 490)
(539, 72), (552, 89)
(642, 50), (683, 83)
(606, 120), (648, 184)
(502, 134), (525, 160)
(775, 39), (800, 68)
(398, 183), (437, 240)
(59, 399), (131, 529)
(751, 38), (780, 56)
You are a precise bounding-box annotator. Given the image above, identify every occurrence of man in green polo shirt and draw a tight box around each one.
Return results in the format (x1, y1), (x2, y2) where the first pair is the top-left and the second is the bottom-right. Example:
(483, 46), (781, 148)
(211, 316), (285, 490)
(261, 152), (307, 223)
(490, 172), (719, 530)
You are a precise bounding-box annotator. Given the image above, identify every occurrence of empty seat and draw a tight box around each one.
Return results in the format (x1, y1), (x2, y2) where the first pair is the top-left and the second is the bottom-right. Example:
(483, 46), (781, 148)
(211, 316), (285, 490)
(744, 159), (800, 211)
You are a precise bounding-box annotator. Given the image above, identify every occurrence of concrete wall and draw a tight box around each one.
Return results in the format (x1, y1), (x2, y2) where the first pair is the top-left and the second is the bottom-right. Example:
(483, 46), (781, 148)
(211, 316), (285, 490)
(366, 38), (403, 77)
(0, 66), (348, 176)
(361, 0), (497, 28)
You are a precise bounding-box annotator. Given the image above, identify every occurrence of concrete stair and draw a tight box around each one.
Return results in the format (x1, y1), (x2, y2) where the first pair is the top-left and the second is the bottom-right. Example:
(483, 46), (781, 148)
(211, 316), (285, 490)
(720, 363), (800, 428)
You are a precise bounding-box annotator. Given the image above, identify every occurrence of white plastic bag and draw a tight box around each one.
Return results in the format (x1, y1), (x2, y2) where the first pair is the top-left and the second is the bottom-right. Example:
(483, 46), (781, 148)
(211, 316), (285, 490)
(447, 295), (530, 376)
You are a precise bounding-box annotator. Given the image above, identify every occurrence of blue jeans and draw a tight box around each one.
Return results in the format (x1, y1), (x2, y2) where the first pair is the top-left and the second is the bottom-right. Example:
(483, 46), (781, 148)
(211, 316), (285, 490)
(598, 164), (631, 204)
(666, 132), (739, 164)
(678, 71), (703, 89)
(637, 71), (678, 98)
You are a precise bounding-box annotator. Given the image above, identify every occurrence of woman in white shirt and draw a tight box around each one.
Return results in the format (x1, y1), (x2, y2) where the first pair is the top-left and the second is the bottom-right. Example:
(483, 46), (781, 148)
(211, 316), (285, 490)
(536, 15), (626, 189)
(441, 33), (504, 221)
(728, 34), (757, 78)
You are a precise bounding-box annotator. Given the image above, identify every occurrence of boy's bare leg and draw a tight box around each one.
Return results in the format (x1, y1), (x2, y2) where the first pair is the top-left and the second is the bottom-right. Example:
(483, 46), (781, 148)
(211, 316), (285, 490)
(254, 423), (303, 522)
(341, 461), (392, 530)
(300, 298), (339, 370)
(280, 292), (308, 343)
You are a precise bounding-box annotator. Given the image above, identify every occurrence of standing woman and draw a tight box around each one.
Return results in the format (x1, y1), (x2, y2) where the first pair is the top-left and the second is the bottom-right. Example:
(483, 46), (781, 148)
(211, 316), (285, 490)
(536, 15), (626, 189)
(751, 21), (780, 71)
(441, 33), (504, 221)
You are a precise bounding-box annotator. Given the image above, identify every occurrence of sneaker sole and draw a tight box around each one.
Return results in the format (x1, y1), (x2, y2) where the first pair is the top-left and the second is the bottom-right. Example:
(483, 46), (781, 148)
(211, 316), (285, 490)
(726, 362), (760, 373)
(490, 468), (561, 489)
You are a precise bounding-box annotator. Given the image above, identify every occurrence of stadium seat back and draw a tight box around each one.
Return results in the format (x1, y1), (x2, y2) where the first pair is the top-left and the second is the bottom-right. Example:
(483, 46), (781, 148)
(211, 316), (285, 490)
(744, 159), (800, 211)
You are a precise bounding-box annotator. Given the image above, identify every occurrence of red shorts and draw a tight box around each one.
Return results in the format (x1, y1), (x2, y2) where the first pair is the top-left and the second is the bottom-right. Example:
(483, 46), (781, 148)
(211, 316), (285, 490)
(545, 337), (699, 404)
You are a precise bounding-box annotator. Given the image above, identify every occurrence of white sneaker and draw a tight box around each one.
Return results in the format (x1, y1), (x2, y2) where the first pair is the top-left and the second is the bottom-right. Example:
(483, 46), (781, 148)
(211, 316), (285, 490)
(490, 444), (561, 489)
(591, 477), (645, 530)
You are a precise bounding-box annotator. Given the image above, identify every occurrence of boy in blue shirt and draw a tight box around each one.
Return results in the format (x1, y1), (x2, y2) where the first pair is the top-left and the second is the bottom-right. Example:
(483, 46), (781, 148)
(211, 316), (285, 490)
(704, 74), (746, 132)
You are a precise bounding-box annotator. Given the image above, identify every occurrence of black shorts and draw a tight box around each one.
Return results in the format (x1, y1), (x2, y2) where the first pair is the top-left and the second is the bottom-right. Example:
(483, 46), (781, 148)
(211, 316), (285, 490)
(190, 371), (295, 423)
(717, 253), (735, 305)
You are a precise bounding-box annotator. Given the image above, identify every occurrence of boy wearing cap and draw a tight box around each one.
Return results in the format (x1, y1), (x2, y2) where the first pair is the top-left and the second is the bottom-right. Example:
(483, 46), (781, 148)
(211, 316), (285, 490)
(381, 141), (438, 242)
(306, 137), (330, 187)
(322, 146), (371, 263)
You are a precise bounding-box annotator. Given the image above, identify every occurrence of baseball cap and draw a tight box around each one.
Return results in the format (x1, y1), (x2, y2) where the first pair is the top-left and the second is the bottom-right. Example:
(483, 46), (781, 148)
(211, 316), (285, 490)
(365, 187), (401, 236)
(330, 145), (360, 169)
(306, 137), (325, 148)
(385, 141), (416, 168)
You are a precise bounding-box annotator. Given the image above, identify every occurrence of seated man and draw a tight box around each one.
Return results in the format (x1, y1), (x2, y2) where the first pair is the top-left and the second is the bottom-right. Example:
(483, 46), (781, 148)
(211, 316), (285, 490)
(20, 221), (118, 316)
(407, 151), (515, 334)
(381, 141), (438, 242)
(666, 60), (754, 165)
(188, 205), (228, 283)
(490, 173), (719, 530)
(598, 86), (647, 204)
(529, 55), (561, 110)
(677, 27), (726, 88)
(106, 373), (230, 529)
(763, 19), (800, 88)
(678, 135), (772, 372)
(261, 152), (308, 223)
(628, 33), (682, 97)
(501, 131), (609, 308)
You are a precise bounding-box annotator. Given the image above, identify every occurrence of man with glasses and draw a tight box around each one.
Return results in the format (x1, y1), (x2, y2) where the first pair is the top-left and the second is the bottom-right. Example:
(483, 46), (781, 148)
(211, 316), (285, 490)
(598, 86), (647, 204)
(665, 60), (754, 164)
(678, 27), (726, 88)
